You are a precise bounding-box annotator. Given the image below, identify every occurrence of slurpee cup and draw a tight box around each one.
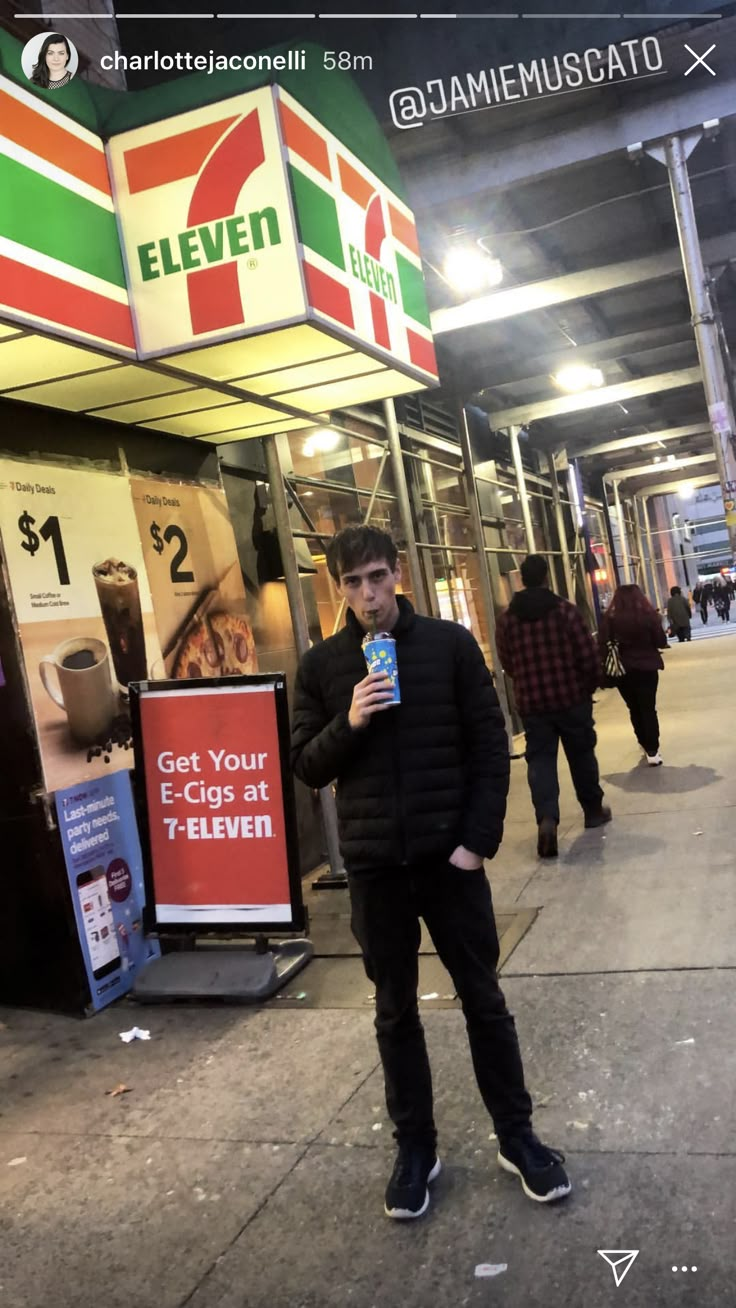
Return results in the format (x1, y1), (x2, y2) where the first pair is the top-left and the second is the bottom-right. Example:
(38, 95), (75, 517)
(362, 631), (400, 704)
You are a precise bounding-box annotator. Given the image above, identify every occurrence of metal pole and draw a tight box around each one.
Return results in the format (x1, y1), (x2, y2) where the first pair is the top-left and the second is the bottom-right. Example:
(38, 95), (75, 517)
(509, 425), (535, 553)
(661, 133), (736, 561)
(640, 496), (664, 610)
(545, 450), (574, 600)
(263, 435), (347, 889)
(458, 406), (515, 747)
(383, 399), (429, 614)
(612, 479), (632, 583)
(569, 460), (599, 629)
(630, 495), (648, 595)
(601, 478), (621, 590)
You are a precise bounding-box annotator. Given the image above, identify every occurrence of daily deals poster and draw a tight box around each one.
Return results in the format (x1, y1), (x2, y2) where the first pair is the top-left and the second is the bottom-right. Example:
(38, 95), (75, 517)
(136, 682), (292, 925)
(0, 458), (162, 794)
(0, 456), (257, 795)
(129, 475), (258, 679)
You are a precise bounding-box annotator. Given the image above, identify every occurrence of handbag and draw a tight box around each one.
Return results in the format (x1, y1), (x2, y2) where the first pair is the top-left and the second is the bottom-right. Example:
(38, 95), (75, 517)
(603, 636), (625, 686)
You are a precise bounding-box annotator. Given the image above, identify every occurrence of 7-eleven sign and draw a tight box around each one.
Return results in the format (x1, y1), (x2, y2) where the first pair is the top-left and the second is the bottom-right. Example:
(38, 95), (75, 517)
(108, 87), (303, 358)
(276, 86), (438, 382)
(107, 85), (437, 387)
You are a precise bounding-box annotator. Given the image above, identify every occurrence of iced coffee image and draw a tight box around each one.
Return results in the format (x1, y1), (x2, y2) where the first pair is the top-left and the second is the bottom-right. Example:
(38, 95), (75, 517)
(92, 558), (147, 689)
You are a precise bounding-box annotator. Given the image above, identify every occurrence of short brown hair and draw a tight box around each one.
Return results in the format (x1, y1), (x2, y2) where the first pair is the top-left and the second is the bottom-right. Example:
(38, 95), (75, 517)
(325, 525), (398, 583)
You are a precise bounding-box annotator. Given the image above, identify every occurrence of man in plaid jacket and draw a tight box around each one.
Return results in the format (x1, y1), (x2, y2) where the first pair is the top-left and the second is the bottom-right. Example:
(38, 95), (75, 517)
(496, 554), (611, 858)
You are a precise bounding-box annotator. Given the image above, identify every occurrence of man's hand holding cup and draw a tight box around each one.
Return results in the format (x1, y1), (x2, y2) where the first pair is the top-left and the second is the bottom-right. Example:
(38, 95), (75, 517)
(349, 672), (396, 730)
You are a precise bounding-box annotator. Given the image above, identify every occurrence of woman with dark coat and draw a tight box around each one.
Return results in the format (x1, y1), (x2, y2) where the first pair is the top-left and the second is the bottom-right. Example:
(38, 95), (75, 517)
(598, 584), (668, 766)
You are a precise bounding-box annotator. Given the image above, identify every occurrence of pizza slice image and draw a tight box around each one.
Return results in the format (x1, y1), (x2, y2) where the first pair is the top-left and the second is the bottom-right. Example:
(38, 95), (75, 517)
(208, 611), (258, 676)
(171, 617), (223, 679)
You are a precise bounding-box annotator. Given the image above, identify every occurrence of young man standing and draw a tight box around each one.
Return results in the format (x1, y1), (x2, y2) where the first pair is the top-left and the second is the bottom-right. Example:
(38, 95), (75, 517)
(291, 525), (570, 1220)
(496, 554), (610, 859)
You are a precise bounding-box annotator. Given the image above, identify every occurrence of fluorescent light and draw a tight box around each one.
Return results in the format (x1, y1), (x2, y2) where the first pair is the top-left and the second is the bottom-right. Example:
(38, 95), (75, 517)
(553, 364), (604, 393)
(303, 428), (340, 457)
(679, 482), (695, 498)
(443, 247), (503, 295)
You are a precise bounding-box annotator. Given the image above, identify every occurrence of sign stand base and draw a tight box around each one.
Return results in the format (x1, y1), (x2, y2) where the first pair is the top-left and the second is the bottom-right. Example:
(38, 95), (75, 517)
(130, 938), (313, 1003)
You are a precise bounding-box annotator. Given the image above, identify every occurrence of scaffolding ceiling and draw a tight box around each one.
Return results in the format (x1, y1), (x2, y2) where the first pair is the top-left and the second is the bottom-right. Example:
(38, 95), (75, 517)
(394, 11), (736, 486)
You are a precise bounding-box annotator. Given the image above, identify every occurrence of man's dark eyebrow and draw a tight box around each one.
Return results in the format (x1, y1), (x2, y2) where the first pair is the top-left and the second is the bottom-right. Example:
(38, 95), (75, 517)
(341, 566), (390, 582)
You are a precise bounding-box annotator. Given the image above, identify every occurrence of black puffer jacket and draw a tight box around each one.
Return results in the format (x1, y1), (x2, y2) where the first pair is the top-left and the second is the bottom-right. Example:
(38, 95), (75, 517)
(290, 596), (510, 872)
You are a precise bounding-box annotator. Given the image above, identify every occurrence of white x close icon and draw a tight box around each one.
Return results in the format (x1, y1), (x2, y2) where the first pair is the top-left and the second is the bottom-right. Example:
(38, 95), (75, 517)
(684, 43), (716, 76)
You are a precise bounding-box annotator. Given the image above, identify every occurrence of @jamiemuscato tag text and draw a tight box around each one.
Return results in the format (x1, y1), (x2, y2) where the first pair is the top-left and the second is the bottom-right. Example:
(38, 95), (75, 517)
(157, 748), (273, 841)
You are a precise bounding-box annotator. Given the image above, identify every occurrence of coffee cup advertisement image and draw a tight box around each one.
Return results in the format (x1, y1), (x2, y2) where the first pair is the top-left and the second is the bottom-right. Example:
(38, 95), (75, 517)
(21, 32), (79, 91)
(0, 458), (162, 794)
(39, 635), (117, 745)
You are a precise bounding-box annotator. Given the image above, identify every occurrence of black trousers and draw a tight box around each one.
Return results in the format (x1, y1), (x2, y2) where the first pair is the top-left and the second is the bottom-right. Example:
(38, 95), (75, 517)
(617, 669), (660, 756)
(522, 699), (604, 824)
(674, 625), (691, 642)
(348, 861), (532, 1148)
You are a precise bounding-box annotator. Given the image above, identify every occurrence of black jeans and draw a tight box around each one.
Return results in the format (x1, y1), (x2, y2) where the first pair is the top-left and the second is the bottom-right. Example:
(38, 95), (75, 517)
(349, 861), (532, 1148)
(617, 669), (660, 756)
(522, 699), (604, 824)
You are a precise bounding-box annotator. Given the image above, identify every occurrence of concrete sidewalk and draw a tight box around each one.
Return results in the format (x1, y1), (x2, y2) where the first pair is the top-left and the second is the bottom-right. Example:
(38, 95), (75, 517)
(2, 632), (736, 1308)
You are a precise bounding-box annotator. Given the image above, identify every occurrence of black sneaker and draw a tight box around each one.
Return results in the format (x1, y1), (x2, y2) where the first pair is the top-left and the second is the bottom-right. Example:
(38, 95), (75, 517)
(497, 1130), (571, 1203)
(537, 817), (558, 858)
(384, 1143), (441, 1219)
(584, 804), (612, 829)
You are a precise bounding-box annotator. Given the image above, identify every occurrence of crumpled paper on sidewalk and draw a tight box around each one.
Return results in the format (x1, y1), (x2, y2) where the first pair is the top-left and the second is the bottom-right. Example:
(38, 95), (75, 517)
(119, 1026), (151, 1043)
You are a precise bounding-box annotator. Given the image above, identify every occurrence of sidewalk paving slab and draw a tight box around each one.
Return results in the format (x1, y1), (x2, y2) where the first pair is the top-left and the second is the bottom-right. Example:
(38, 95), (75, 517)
(184, 1146), (736, 1308)
(0, 1133), (302, 1308)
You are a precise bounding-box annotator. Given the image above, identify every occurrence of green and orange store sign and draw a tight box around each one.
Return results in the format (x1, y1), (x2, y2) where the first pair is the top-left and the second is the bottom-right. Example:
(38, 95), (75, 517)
(0, 72), (438, 400)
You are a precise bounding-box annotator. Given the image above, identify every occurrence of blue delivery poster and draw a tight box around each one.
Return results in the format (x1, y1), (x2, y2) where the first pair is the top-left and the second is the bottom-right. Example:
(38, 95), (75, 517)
(56, 770), (160, 1012)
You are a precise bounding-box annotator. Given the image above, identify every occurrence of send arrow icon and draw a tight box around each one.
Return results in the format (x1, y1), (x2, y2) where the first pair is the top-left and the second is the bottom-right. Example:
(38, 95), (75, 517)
(597, 1250), (639, 1286)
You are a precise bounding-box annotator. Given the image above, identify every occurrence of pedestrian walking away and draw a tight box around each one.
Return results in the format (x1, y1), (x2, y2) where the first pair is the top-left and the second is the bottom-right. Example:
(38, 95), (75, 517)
(666, 585), (692, 642)
(693, 583), (708, 625)
(291, 526), (571, 1220)
(496, 554), (611, 860)
(714, 581), (731, 622)
(702, 580), (714, 624)
(598, 584), (668, 766)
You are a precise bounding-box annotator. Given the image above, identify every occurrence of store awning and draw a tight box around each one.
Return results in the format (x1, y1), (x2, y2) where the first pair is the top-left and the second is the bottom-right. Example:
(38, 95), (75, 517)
(0, 47), (437, 442)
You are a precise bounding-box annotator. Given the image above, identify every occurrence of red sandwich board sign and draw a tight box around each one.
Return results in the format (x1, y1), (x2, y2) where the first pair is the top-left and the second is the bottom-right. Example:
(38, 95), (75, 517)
(129, 674), (305, 933)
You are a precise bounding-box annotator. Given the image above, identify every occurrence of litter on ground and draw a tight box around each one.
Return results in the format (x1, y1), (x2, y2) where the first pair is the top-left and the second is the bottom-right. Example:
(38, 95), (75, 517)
(475, 1263), (508, 1278)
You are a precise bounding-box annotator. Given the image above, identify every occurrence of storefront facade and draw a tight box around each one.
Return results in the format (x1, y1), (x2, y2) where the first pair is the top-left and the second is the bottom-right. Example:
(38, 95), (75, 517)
(0, 27), (608, 1008)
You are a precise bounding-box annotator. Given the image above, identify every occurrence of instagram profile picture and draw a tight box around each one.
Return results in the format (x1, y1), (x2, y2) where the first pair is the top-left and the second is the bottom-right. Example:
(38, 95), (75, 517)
(21, 32), (78, 91)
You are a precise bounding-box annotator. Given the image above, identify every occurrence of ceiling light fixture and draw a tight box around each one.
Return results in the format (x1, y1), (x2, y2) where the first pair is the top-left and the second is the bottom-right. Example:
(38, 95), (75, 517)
(303, 428), (340, 457)
(553, 364), (604, 393)
(443, 246), (503, 296)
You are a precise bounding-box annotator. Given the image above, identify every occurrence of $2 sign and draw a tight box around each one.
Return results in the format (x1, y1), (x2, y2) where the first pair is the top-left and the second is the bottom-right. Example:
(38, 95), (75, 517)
(150, 520), (195, 584)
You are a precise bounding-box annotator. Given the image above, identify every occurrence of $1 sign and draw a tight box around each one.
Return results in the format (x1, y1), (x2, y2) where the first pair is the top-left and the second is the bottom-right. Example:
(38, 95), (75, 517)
(149, 520), (194, 583)
(17, 511), (70, 585)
